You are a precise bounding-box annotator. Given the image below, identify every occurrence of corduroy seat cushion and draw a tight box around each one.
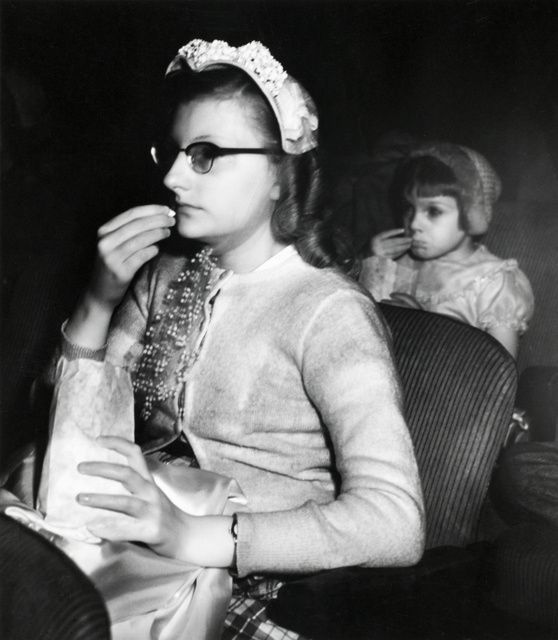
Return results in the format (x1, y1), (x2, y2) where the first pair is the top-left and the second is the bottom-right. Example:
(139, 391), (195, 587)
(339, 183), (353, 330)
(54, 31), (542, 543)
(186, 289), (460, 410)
(0, 513), (110, 640)
(485, 200), (558, 374)
(380, 303), (517, 548)
(489, 523), (558, 632)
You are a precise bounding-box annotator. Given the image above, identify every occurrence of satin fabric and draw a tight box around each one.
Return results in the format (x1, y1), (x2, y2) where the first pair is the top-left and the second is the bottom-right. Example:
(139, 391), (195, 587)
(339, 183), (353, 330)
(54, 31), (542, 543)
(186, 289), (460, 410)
(1, 353), (248, 640)
(3, 456), (247, 640)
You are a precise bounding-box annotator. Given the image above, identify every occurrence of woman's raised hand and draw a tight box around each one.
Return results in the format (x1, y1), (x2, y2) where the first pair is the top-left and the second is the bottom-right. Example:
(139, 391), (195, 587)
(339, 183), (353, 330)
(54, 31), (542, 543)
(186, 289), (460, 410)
(90, 205), (176, 311)
(64, 206), (175, 349)
(370, 228), (412, 259)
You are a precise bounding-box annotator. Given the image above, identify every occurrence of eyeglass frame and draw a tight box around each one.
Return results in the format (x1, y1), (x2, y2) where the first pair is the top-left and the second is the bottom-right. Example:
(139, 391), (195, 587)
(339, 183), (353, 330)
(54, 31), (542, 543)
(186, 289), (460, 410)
(150, 141), (282, 175)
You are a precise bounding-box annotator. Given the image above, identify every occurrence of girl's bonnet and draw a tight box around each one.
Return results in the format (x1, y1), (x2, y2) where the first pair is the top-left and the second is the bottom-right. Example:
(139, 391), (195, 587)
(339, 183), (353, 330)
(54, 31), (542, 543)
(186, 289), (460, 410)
(165, 39), (318, 155)
(409, 142), (502, 235)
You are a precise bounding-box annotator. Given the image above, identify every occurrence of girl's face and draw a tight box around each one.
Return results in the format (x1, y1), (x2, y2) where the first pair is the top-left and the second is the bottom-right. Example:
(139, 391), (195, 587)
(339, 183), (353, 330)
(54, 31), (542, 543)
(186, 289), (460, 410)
(404, 193), (473, 261)
(163, 96), (280, 257)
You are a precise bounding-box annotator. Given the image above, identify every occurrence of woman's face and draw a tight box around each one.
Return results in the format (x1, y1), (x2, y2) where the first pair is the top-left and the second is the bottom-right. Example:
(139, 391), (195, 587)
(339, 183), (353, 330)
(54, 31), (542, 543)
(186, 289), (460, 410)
(162, 96), (280, 257)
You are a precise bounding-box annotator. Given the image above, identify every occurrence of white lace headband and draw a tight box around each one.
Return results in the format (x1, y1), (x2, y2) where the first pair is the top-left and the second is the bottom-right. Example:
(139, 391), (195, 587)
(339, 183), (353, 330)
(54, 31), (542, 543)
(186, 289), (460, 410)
(165, 39), (319, 155)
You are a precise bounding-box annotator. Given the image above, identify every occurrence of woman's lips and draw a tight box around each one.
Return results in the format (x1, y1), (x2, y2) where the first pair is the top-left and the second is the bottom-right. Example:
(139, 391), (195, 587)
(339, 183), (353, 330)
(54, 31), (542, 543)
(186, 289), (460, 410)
(176, 203), (201, 214)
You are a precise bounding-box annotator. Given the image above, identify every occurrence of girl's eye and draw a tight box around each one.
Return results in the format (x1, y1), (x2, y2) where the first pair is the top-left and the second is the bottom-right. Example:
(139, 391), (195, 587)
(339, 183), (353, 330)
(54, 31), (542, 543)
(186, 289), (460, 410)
(427, 206), (443, 217)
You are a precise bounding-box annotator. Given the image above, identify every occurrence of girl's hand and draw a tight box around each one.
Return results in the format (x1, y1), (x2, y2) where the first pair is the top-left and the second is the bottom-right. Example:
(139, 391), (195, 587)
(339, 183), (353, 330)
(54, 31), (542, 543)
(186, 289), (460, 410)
(89, 205), (176, 312)
(371, 228), (412, 259)
(76, 437), (235, 567)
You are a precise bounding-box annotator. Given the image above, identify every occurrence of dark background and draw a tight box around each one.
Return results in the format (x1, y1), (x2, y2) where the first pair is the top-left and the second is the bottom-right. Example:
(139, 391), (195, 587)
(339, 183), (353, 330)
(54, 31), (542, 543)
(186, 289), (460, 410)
(2, 0), (558, 462)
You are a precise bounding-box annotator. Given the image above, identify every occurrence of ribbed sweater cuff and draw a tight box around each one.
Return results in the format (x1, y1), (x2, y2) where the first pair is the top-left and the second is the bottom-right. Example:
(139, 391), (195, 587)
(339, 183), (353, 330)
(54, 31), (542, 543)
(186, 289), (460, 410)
(60, 320), (107, 361)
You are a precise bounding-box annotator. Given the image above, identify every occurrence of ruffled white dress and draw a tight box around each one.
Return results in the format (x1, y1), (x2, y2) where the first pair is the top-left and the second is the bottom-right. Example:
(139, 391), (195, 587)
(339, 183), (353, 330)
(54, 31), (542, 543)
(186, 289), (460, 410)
(360, 245), (534, 333)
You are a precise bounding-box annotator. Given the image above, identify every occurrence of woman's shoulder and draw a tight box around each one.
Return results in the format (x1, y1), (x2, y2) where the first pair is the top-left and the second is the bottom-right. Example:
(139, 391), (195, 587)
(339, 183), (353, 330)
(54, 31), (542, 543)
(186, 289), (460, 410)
(256, 253), (377, 329)
(248, 247), (367, 298)
(294, 258), (372, 304)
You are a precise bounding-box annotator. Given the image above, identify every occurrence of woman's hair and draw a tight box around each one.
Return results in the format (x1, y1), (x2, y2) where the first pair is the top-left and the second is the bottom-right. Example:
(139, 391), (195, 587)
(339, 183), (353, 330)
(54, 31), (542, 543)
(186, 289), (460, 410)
(389, 155), (469, 231)
(160, 67), (355, 274)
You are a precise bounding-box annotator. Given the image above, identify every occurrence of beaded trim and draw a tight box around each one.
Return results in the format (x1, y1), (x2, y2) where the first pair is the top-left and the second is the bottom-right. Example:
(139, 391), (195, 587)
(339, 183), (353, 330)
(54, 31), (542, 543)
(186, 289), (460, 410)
(132, 247), (217, 420)
(176, 39), (288, 97)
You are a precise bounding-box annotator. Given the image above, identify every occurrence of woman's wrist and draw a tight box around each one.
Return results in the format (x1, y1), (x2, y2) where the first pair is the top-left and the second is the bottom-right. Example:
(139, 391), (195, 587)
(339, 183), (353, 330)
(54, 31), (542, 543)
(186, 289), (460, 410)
(64, 291), (115, 350)
(229, 513), (239, 575)
(169, 513), (236, 568)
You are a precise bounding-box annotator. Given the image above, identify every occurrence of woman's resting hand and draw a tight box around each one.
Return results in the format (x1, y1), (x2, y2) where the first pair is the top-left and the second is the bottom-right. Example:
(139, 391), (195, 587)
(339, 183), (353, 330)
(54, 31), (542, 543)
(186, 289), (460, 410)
(76, 437), (234, 567)
(370, 228), (412, 259)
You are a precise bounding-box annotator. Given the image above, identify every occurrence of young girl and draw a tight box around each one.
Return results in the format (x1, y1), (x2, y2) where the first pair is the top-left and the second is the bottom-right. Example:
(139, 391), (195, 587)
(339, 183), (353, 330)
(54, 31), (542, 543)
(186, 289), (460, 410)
(52, 40), (424, 639)
(359, 142), (534, 358)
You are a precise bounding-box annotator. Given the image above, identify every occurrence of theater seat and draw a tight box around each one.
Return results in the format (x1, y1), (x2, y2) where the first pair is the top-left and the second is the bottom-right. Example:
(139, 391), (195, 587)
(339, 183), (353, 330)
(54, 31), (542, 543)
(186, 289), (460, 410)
(268, 304), (524, 639)
(0, 512), (110, 640)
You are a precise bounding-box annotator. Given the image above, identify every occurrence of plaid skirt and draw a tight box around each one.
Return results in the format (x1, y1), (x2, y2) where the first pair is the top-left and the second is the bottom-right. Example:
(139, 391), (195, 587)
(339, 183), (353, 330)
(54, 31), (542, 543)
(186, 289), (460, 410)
(222, 576), (305, 640)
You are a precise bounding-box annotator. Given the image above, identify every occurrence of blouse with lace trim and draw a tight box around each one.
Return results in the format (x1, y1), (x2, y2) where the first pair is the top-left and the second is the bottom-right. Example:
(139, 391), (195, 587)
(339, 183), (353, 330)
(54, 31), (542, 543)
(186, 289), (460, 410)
(360, 244), (534, 334)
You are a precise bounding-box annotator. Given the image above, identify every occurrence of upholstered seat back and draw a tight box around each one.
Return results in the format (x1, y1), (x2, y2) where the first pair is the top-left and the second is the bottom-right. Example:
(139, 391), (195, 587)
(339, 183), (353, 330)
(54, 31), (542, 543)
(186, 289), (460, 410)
(379, 303), (517, 548)
(0, 512), (110, 639)
(485, 200), (558, 374)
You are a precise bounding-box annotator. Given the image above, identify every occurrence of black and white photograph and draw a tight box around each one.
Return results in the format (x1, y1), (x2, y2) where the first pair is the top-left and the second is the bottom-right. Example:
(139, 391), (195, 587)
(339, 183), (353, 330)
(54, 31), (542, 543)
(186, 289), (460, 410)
(1, 1), (557, 639)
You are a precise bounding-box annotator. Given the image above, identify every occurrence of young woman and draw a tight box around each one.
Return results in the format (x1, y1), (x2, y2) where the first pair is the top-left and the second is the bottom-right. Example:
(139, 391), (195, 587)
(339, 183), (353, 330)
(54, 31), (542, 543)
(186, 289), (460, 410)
(57, 39), (424, 638)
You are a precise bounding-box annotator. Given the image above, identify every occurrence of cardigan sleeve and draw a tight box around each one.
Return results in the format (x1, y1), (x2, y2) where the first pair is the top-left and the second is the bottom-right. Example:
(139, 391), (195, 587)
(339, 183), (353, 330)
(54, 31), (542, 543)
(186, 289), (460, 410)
(38, 263), (152, 396)
(236, 289), (425, 575)
(104, 265), (152, 368)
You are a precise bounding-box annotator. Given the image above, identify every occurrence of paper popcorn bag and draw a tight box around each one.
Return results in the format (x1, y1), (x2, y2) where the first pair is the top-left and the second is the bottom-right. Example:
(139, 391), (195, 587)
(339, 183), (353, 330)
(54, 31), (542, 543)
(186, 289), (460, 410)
(37, 357), (135, 541)
(5, 355), (248, 640)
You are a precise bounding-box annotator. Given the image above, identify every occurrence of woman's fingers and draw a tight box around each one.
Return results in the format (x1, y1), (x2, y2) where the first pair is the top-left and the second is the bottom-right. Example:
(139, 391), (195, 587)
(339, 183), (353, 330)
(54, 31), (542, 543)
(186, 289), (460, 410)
(123, 245), (161, 276)
(100, 226), (171, 282)
(74, 437), (192, 554)
(98, 212), (175, 257)
(95, 436), (152, 480)
(90, 211), (174, 307)
(76, 491), (146, 516)
(98, 204), (174, 236)
(86, 515), (145, 542)
(77, 460), (146, 492)
(118, 226), (173, 263)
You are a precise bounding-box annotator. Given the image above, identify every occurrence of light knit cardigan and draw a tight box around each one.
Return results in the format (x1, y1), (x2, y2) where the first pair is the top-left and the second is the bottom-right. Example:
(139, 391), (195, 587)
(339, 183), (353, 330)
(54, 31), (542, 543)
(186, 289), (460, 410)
(61, 246), (425, 577)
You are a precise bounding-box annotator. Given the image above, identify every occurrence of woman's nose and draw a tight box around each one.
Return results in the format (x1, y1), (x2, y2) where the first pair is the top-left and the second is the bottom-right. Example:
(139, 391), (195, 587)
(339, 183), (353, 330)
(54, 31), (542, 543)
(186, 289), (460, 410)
(163, 152), (195, 192)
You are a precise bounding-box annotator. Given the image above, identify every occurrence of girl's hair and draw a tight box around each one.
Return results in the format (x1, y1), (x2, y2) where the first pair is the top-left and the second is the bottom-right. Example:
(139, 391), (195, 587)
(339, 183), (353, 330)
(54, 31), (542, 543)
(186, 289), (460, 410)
(160, 67), (355, 274)
(390, 155), (469, 231)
